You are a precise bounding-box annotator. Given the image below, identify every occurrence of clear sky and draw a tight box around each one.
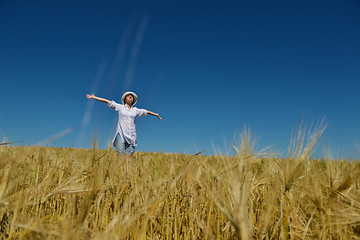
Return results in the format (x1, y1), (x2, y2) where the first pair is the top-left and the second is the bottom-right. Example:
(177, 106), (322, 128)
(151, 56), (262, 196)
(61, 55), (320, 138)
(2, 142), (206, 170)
(1, 0), (360, 158)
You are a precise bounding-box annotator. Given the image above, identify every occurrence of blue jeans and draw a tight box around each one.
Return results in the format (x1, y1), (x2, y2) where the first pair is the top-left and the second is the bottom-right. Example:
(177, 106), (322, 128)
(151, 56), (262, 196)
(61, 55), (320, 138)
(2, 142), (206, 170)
(113, 133), (135, 154)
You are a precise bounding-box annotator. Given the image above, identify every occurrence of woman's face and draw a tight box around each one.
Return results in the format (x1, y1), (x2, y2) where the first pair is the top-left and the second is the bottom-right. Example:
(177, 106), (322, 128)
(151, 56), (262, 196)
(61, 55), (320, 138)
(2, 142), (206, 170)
(125, 94), (134, 105)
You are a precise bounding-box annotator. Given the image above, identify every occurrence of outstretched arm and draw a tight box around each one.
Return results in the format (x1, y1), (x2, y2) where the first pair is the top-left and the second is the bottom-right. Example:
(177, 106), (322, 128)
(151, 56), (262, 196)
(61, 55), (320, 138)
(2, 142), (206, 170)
(147, 110), (162, 120)
(86, 94), (111, 105)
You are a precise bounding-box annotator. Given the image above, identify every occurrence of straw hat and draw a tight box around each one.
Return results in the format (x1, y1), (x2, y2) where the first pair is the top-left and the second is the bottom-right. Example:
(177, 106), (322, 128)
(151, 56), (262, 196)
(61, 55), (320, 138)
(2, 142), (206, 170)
(121, 91), (138, 106)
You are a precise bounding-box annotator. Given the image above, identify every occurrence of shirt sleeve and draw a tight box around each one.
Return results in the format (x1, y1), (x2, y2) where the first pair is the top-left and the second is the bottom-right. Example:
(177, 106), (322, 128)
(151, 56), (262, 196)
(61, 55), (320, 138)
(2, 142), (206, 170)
(135, 108), (148, 117)
(108, 100), (120, 110)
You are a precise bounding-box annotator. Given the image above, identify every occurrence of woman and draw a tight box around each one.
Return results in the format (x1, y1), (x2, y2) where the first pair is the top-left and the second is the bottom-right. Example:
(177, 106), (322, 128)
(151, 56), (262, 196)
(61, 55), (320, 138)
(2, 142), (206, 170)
(86, 91), (162, 154)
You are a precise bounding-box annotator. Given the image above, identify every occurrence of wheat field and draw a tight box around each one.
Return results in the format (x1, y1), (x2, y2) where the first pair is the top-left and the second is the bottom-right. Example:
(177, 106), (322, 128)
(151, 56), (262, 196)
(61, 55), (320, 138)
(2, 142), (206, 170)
(0, 131), (360, 239)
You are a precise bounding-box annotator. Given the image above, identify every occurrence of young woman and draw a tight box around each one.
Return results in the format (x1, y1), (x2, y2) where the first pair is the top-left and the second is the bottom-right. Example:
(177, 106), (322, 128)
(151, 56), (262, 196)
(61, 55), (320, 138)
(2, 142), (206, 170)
(86, 91), (162, 154)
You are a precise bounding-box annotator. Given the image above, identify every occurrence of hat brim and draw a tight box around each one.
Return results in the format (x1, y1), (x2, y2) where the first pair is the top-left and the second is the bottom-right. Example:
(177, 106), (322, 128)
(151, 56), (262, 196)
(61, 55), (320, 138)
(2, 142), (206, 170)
(121, 91), (138, 106)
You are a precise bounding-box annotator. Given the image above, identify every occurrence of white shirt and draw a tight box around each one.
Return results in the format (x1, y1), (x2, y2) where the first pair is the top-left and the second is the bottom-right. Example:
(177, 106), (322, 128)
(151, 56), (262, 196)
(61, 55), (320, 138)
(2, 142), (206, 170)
(108, 101), (147, 146)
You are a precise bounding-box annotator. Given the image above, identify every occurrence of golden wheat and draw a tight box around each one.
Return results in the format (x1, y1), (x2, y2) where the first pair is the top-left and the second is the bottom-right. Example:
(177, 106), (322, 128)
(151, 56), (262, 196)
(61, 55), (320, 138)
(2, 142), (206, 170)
(0, 141), (359, 239)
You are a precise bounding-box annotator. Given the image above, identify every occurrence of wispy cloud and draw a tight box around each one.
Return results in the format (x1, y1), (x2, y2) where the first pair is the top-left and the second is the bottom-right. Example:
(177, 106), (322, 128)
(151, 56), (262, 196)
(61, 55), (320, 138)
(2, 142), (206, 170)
(123, 14), (149, 91)
(77, 60), (107, 147)
(105, 15), (137, 96)
(37, 127), (74, 146)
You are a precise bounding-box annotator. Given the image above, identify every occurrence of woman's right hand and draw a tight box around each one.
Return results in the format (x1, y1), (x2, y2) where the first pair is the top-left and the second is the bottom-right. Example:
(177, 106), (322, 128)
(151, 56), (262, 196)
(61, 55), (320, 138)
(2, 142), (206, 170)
(86, 94), (95, 99)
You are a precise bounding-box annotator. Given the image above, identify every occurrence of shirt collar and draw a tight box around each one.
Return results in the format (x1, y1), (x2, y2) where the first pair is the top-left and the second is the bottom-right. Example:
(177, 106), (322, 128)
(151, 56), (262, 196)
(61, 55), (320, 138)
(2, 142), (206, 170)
(123, 104), (132, 110)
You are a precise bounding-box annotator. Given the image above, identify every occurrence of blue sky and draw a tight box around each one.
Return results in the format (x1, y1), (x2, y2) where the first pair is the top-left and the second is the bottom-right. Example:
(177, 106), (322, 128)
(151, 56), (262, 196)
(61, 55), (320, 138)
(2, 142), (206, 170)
(1, 0), (360, 158)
